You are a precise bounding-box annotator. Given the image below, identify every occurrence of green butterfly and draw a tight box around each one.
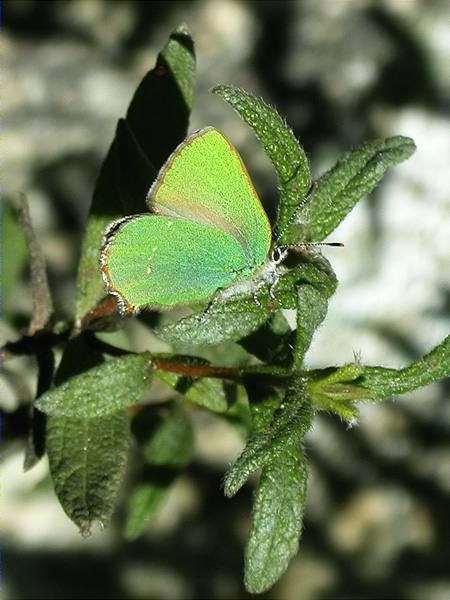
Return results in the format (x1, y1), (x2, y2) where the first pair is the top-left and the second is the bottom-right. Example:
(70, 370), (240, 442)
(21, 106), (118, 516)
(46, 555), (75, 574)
(101, 127), (336, 314)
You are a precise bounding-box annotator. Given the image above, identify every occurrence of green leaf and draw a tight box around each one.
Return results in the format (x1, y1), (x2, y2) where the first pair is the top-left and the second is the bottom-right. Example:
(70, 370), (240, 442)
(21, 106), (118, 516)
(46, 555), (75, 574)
(75, 25), (196, 321)
(157, 293), (271, 347)
(36, 353), (152, 418)
(282, 135), (416, 243)
(244, 443), (307, 594)
(124, 478), (167, 541)
(155, 356), (228, 413)
(127, 23), (195, 171)
(359, 334), (450, 399)
(224, 378), (313, 497)
(233, 385), (310, 592)
(1, 200), (27, 320)
(308, 336), (450, 417)
(47, 410), (130, 535)
(114, 118), (157, 215)
(292, 284), (329, 370)
(157, 254), (336, 346)
(124, 403), (193, 540)
(132, 403), (193, 467)
(240, 312), (292, 365)
(212, 85), (311, 234)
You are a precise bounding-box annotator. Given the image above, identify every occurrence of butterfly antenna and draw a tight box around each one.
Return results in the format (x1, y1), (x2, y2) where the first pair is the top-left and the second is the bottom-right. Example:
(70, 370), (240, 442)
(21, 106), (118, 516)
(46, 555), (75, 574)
(286, 241), (344, 249)
(275, 181), (316, 241)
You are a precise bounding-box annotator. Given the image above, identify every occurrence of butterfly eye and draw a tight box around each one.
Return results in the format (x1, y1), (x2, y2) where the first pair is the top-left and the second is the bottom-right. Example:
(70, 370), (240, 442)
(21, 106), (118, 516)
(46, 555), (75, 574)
(271, 247), (285, 265)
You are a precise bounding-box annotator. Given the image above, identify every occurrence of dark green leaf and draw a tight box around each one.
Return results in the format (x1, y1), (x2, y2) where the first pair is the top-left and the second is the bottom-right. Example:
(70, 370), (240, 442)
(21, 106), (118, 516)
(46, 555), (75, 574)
(124, 478), (167, 541)
(47, 410), (130, 535)
(244, 443), (307, 594)
(359, 334), (450, 399)
(127, 23), (195, 172)
(75, 25), (196, 321)
(292, 284), (329, 370)
(157, 292), (272, 346)
(36, 353), (152, 418)
(158, 254), (336, 346)
(155, 362), (228, 413)
(124, 403), (193, 540)
(132, 403), (193, 467)
(240, 312), (292, 365)
(212, 85), (311, 234)
(224, 378), (313, 497)
(282, 135), (416, 243)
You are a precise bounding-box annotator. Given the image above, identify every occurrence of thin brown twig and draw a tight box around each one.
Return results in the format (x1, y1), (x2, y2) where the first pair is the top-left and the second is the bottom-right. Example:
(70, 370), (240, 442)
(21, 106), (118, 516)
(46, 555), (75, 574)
(17, 193), (54, 335)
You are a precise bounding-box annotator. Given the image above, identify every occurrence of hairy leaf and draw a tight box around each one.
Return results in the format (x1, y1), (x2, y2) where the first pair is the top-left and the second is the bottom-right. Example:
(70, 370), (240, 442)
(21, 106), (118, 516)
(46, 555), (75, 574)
(292, 284), (329, 369)
(212, 85), (311, 235)
(155, 367), (228, 413)
(158, 254), (336, 346)
(47, 410), (130, 535)
(282, 135), (416, 243)
(244, 443), (307, 594)
(359, 334), (450, 398)
(36, 353), (152, 418)
(224, 378), (313, 497)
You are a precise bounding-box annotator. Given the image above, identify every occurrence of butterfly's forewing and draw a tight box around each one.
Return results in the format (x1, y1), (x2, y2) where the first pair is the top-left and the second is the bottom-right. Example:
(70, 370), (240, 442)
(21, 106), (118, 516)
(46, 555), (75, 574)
(148, 128), (272, 271)
(101, 215), (249, 310)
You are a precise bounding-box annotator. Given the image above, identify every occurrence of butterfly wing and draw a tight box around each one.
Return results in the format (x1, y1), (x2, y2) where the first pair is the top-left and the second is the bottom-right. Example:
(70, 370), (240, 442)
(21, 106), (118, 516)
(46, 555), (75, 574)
(148, 127), (272, 271)
(101, 214), (249, 311)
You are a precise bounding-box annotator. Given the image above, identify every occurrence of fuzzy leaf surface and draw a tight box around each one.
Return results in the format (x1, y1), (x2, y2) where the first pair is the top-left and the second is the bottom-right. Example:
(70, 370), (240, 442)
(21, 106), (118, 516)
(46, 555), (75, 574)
(36, 353), (152, 418)
(158, 254), (336, 346)
(244, 442), (307, 594)
(224, 378), (313, 497)
(47, 410), (130, 535)
(283, 135), (416, 243)
(155, 367), (228, 413)
(212, 85), (311, 234)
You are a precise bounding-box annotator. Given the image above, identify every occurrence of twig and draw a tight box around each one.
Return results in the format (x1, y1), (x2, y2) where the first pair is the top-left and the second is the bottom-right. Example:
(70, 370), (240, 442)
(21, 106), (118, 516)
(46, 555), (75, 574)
(17, 192), (54, 335)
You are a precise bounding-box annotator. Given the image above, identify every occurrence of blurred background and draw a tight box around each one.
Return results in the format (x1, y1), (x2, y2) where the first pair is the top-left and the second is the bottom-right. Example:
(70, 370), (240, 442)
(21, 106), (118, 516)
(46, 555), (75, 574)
(2, 1), (449, 598)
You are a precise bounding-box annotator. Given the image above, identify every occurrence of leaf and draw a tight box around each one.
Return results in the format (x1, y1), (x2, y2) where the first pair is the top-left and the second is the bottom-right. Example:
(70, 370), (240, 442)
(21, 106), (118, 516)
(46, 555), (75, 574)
(292, 284), (329, 370)
(36, 353), (153, 418)
(240, 312), (292, 365)
(124, 478), (167, 541)
(75, 25), (196, 321)
(282, 135), (416, 243)
(44, 335), (130, 534)
(124, 403), (193, 540)
(235, 385), (310, 592)
(126, 23), (195, 171)
(132, 403), (193, 468)
(224, 378), (313, 497)
(212, 85), (311, 234)
(157, 254), (336, 346)
(47, 410), (130, 535)
(157, 294), (271, 347)
(1, 200), (27, 320)
(155, 358), (228, 413)
(244, 443), (307, 594)
(359, 333), (450, 399)
(307, 335), (450, 415)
